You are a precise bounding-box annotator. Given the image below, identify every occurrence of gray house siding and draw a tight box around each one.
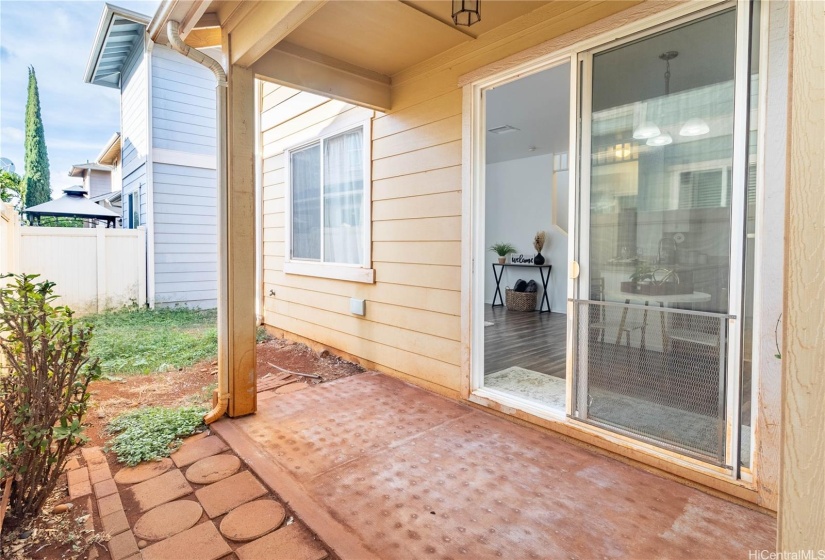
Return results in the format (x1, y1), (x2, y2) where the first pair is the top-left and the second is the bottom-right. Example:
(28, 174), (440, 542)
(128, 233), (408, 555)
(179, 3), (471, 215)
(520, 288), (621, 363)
(120, 37), (148, 227)
(150, 44), (218, 309)
(88, 169), (112, 198)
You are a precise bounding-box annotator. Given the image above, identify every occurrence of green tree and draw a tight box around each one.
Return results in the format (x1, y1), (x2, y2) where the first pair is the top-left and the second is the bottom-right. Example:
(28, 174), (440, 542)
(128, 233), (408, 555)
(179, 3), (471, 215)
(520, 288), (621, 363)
(23, 67), (51, 208)
(0, 170), (25, 211)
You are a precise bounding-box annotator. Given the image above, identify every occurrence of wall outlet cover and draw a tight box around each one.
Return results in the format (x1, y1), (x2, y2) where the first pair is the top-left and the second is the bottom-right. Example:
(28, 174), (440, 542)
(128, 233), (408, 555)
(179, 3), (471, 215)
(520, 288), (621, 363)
(350, 298), (366, 316)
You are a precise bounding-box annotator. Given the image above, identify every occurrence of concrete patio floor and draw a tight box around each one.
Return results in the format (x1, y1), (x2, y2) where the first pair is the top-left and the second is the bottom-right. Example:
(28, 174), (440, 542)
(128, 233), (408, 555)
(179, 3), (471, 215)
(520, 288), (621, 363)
(213, 372), (775, 559)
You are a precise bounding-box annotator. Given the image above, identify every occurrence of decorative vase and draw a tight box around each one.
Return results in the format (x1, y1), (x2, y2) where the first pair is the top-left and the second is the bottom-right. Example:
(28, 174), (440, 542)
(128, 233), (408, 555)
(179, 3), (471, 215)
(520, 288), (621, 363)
(534, 252), (545, 265)
(498, 256), (506, 264)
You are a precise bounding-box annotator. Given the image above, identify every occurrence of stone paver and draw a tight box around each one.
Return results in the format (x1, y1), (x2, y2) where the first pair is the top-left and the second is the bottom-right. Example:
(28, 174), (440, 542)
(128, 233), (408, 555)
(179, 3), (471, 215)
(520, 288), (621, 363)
(124, 469), (192, 513)
(82, 446), (108, 467)
(184, 453), (241, 484)
(97, 493), (124, 517)
(89, 463), (112, 485)
(141, 522), (231, 560)
(113, 458), (173, 485)
(236, 523), (328, 560)
(93, 478), (118, 499)
(64, 457), (80, 471)
(107, 530), (139, 560)
(195, 470), (267, 519)
(170, 435), (228, 468)
(219, 498), (285, 542)
(133, 500), (203, 541)
(101, 508), (130, 537)
(67, 466), (91, 499)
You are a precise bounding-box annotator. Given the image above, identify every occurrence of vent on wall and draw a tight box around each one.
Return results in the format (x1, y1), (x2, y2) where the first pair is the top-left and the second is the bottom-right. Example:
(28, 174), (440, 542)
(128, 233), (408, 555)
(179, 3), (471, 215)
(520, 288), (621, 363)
(487, 125), (520, 135)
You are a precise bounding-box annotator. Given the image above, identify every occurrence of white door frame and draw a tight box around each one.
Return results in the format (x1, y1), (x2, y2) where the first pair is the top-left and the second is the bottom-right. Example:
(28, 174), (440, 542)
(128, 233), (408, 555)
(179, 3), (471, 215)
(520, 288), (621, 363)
(464, 0), (756, 481)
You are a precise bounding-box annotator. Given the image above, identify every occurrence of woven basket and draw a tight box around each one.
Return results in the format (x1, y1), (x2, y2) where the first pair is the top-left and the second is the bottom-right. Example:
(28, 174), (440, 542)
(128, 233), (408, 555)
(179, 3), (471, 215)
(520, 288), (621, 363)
(505, 288), (537, 312)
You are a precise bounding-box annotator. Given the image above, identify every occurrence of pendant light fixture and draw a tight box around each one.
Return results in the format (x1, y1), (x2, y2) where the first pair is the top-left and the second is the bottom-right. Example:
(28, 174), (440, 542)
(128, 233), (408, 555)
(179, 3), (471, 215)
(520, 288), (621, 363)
(679, 118), (711, 137)
(632, 50), (710, 145)
(452, 0), (480, 27)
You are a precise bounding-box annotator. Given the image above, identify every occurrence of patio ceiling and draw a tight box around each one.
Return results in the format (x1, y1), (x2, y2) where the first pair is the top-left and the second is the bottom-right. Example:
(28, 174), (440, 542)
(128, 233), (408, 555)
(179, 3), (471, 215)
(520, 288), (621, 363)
(154, 0), (555, 111)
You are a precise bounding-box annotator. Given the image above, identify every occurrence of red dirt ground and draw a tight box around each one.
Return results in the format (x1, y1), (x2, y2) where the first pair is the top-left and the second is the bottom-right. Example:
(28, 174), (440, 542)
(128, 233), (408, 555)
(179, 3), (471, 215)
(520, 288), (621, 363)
(1, 336), (363, 559)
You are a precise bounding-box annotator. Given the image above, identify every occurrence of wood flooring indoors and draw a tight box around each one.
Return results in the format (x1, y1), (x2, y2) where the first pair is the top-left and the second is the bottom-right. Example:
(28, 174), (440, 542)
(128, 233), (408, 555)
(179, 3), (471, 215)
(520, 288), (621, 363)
(484, 304), (568, 378)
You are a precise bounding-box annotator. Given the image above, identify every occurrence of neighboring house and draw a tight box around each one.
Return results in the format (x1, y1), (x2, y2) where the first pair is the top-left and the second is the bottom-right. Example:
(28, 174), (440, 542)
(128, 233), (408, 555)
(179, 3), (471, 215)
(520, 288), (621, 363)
(69, 134), (123, 218)
(83, 4), (218, 309)
(69, 162), (113, 199)
(146, 0), (822, 542)
(90, 133), (123, 215)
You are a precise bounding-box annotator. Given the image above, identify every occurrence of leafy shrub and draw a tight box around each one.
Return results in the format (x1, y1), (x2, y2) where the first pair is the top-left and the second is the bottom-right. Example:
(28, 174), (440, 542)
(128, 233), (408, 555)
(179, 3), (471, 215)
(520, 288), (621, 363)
(105, 406), (207, 466)
(0, 274), (99, 522)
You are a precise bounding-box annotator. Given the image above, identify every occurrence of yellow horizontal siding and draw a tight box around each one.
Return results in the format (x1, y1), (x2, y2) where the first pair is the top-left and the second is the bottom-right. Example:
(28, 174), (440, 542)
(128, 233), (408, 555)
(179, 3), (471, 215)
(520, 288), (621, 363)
(259, 0), (643, 393)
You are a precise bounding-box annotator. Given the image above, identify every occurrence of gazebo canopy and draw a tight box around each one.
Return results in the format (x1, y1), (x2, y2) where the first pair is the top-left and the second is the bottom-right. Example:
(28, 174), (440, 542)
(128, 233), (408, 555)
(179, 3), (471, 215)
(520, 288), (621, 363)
(25, 185), (120, 226)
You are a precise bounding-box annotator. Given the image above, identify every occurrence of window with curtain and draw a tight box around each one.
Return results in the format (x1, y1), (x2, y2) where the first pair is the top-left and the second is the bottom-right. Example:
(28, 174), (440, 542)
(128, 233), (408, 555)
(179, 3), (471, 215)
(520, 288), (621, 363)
(289, 126), (366, 266)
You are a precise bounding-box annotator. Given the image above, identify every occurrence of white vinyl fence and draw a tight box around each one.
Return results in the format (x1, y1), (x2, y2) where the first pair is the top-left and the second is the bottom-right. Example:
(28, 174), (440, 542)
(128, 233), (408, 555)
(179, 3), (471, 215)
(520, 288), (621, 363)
(0, 204), (146, 314)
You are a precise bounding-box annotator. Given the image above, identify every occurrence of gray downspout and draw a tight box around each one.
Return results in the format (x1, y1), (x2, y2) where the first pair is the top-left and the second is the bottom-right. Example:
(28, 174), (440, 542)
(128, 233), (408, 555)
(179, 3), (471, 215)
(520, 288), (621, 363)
(166, 20), (229, 424)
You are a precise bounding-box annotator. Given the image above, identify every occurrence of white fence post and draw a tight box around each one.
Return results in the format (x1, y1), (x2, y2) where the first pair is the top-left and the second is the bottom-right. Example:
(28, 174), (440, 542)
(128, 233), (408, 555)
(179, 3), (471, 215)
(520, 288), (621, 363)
(0, 203), (20, 275)
(137, 227), (147, 308)
(96, 227), (107, 313)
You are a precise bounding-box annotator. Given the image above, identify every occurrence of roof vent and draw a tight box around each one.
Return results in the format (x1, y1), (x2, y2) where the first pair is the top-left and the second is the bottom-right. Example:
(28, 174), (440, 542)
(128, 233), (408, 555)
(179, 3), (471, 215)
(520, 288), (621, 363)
(487, 125), (520, 135)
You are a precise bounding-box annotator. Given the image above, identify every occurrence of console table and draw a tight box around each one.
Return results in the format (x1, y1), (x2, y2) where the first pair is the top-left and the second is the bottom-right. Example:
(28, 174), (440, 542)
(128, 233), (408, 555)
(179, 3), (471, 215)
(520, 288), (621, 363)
(491, 263), (553, 313)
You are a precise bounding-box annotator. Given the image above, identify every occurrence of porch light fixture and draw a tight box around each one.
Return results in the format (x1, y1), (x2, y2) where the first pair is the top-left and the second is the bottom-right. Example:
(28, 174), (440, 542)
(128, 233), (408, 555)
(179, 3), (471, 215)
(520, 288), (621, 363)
(452, 0), (480, 27)
(632, 50), (710, 145)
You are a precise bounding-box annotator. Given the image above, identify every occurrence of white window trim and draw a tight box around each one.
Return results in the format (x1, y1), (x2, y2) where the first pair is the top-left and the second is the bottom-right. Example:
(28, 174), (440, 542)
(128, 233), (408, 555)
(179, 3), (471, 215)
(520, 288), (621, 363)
(283, 119), (374, 284)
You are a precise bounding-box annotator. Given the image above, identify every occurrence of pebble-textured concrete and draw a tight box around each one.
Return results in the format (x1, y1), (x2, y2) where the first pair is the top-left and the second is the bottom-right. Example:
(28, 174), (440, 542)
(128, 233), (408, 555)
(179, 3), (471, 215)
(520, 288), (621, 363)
(228, 373), (776, 559)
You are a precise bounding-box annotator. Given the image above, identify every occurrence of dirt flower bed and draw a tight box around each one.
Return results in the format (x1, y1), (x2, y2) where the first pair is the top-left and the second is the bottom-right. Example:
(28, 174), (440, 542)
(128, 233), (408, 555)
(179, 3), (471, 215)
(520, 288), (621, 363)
(1, 336), (362, 559)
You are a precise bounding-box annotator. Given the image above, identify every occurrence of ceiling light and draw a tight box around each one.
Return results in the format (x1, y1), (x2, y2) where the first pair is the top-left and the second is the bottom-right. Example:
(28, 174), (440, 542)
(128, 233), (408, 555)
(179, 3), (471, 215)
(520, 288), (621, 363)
(646, 133), (673, 147)
(487, 125), (519, 135)
(452, 0), (481, 27)
(679, 118), (710, 137)
(633, 122), (660, 140)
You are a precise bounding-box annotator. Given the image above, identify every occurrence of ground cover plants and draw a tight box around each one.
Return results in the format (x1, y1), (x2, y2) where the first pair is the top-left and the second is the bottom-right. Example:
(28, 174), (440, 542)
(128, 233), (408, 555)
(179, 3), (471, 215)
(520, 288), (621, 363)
(105, 405), (207, 466)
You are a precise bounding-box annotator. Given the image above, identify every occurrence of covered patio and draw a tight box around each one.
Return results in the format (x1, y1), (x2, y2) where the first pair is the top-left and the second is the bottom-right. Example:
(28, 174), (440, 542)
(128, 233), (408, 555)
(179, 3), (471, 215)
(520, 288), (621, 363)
(213, 372), (775, 559)
(147, 0), (824, 551)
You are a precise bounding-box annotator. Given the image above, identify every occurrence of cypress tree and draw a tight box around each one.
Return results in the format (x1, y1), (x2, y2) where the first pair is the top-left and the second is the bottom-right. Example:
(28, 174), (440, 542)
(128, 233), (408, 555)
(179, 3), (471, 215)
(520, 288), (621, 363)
(23, 66), (51, 208)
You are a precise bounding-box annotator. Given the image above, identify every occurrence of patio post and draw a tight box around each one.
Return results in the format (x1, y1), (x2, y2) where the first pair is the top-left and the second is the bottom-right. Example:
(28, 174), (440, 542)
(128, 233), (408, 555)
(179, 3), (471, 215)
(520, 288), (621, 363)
(222, 61), (257, 418)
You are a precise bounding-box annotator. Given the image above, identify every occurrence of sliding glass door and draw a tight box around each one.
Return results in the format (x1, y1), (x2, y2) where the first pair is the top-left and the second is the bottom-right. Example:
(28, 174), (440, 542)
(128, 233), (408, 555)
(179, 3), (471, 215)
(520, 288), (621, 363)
(571, 5), (754, 469)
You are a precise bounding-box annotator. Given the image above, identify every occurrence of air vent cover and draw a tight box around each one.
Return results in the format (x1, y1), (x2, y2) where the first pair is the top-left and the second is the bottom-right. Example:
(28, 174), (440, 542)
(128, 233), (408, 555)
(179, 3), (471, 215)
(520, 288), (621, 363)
(487, 125), (520, 135)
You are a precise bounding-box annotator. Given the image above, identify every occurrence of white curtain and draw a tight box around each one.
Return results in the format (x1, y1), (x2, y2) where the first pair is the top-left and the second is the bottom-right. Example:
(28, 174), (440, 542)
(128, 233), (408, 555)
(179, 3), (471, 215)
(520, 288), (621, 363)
(291, 144), (321, 260)
(323, 129), (364, 265)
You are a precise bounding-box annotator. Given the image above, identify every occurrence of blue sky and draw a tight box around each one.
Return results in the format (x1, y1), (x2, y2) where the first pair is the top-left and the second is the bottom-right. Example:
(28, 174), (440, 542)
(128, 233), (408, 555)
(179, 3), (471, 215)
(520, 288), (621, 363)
(0, 0), (160, 197)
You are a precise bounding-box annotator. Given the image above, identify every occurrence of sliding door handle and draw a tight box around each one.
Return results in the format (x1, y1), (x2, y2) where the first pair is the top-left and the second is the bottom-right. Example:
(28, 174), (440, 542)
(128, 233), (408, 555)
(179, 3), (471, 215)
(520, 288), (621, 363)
(570, 261), (580, 279)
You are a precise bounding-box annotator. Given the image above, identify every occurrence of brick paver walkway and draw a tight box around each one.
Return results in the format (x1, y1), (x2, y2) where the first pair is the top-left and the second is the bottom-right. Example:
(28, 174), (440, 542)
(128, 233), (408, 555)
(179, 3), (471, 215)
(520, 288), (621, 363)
(71, 434), (329, 559)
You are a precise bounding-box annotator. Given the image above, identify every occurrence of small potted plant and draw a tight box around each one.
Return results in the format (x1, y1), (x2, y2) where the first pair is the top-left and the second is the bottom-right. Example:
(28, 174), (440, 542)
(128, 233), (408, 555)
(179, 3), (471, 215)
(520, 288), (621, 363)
(489, 242), (517, 264)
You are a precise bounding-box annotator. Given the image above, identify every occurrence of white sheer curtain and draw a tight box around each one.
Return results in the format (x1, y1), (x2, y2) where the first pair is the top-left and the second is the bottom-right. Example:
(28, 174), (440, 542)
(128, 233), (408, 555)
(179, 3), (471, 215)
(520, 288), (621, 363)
(291, 144), (321, 260)
(323, 129), (364, 265)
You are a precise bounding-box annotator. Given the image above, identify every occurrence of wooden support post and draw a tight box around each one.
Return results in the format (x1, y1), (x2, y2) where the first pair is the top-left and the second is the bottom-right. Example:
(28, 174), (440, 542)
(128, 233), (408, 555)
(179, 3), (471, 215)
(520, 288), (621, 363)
(778, 0), (825, 550)
(224, 62), (257, 417)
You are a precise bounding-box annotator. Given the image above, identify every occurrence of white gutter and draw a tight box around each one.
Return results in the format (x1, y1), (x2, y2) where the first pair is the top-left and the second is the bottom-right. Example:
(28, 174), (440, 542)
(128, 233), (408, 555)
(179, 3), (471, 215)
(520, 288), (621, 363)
(166, 20), (230, 424)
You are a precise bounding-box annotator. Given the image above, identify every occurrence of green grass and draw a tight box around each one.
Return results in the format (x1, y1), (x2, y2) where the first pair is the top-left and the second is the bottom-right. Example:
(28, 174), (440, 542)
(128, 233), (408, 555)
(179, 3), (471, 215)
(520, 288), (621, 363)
(105, 406), (207, 466)
(86, 307), (218, 375)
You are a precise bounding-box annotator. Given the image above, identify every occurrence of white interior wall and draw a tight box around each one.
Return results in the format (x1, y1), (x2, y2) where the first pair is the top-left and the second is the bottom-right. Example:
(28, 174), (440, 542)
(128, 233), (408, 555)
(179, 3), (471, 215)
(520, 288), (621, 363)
(484, 154), (568, 312)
